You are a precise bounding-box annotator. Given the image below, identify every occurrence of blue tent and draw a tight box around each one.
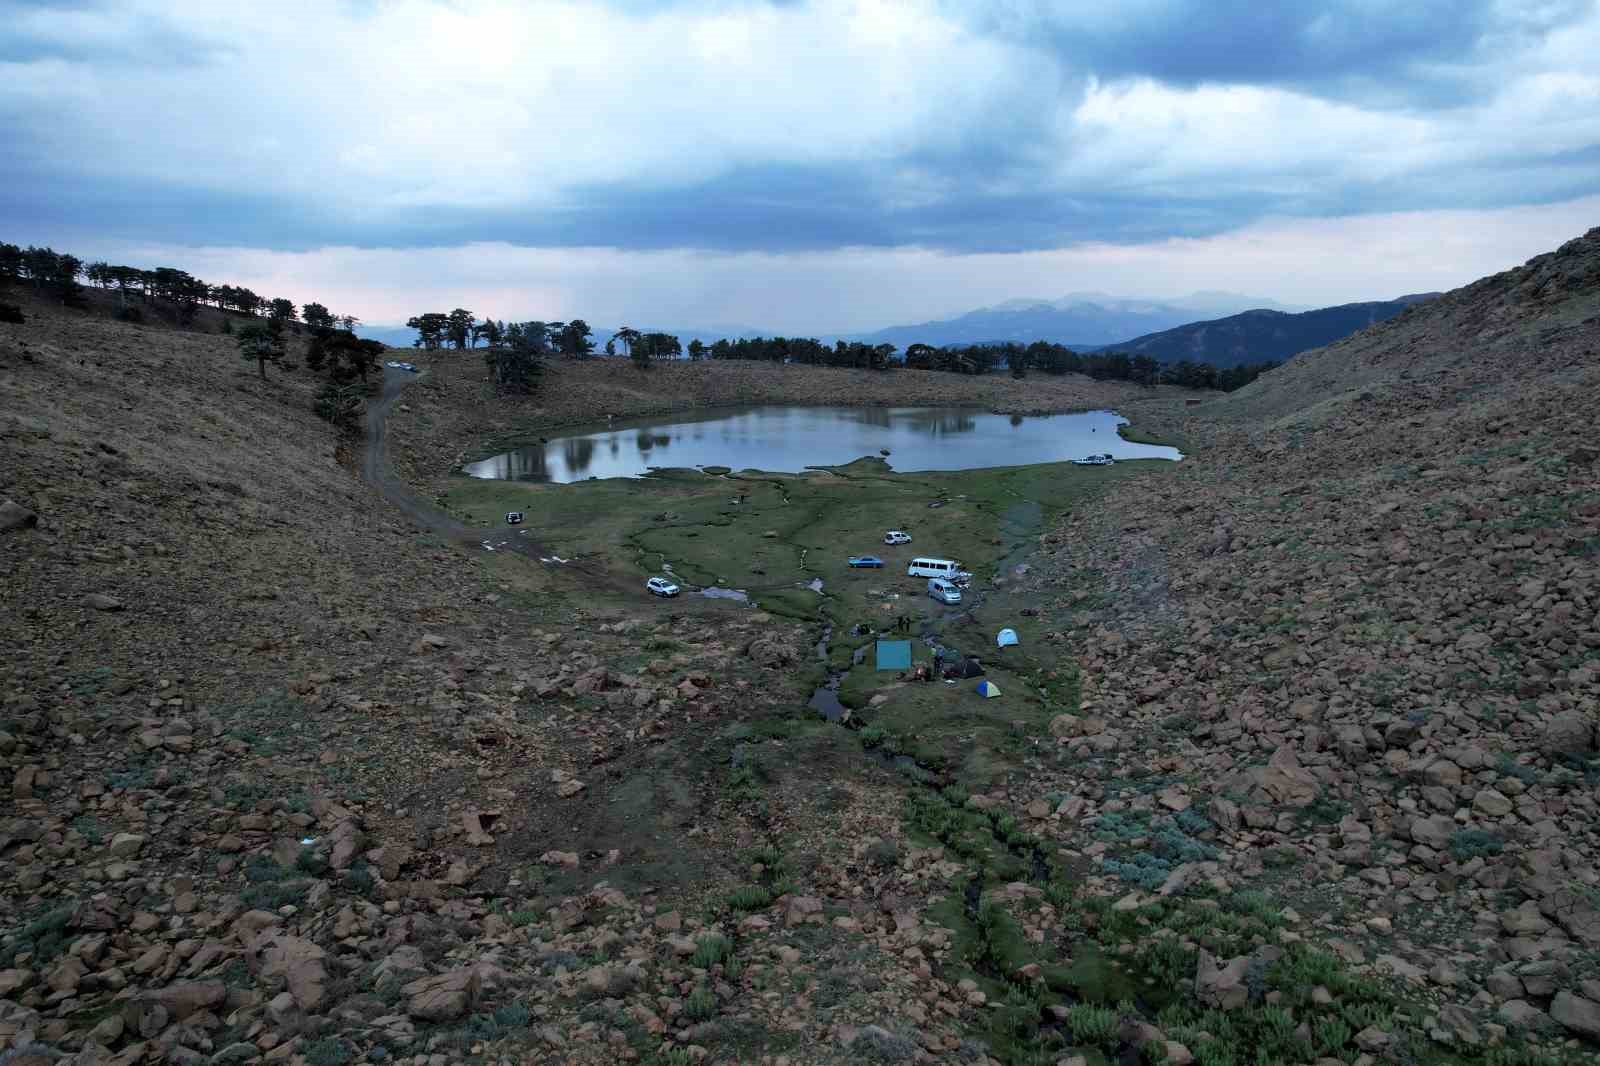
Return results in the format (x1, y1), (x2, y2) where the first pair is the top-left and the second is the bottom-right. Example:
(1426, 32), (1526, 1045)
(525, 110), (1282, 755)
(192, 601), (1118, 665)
(876, 640), (912, 671)
(996, 628), (1019, 648)
(975, 680), (1002, 698)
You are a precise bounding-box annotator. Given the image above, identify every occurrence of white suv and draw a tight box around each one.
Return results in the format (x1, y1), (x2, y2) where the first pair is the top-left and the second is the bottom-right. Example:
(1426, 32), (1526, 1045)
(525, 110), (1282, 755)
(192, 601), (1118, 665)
(883, 530), (912, 545)
(646, 577), (680, 597)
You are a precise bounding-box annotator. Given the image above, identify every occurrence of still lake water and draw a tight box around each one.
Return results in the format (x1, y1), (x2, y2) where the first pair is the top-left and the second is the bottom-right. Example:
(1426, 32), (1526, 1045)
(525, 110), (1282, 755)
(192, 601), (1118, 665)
(462, 406), (1182, 483)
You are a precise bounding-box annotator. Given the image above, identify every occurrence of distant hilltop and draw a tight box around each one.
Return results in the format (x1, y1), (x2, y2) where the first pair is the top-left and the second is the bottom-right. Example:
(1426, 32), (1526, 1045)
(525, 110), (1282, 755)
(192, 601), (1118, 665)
(1100, 294), (1440, 368)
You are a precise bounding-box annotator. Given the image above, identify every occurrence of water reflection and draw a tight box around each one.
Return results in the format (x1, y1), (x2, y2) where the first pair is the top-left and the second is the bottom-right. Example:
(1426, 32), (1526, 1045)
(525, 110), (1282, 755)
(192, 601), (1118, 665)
(460, 405), (1183, 483)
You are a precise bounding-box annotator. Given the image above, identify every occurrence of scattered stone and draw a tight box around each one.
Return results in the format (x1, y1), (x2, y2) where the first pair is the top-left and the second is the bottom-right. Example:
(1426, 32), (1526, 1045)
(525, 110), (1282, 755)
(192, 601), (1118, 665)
(0, 499), (38, 532)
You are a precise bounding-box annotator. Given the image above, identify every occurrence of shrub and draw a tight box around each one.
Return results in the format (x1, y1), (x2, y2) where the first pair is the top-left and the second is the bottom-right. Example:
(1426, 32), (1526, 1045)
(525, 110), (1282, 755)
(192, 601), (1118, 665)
(1448, 828), (1506, 861)
(1497, 754), (1540, 785)
(725, 885), (772, 912)
(691, 933), (732, 969)
(1151, 824), (1218, 863)
(1064, 1003), (1119, 1044)
(115, 306), (143, 324)
(0, 303), (24, 324)
(303, 1038), (351, 1066)
(492, 1001), (531, 1029)
(1, 906), (74, 967)
(866, 838), (901, 869)
(684, 984), (716, 1021)
(1103, 853), (1172, 889)
(314, 382), (365, 435)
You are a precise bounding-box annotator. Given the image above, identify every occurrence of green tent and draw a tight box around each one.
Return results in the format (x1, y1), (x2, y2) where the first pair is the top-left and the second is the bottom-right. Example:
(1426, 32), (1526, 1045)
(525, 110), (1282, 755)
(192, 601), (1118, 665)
(875, 640), (912, 671)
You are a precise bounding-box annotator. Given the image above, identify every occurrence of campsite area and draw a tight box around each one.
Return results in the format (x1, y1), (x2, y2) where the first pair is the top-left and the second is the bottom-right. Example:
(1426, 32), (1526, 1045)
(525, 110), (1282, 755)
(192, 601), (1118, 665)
(437, 451), (1159, 792)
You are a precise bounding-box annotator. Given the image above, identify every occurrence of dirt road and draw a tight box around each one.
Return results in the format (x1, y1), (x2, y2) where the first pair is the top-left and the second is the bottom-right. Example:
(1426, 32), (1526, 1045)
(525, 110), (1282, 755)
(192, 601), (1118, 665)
(361, 366), (702, 604)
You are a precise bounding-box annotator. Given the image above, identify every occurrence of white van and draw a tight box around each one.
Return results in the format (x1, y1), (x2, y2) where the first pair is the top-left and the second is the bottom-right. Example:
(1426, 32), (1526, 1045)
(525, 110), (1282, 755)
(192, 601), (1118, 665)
(907, 557), (960, 578)
(928, 578), (962, 604)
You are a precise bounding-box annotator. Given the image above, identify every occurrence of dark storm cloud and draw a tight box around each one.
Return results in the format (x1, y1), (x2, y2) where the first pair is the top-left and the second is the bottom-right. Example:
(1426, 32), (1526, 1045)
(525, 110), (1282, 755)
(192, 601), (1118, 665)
(964, 0), (1596, 105)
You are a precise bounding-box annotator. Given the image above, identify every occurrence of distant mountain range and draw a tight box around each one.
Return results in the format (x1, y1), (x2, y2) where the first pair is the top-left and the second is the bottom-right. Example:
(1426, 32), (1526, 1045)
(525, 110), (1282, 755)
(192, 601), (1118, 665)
(841, 292), (1302, 350)
(1100, 295), (1440, 368)
(356, 291), (1436, 368)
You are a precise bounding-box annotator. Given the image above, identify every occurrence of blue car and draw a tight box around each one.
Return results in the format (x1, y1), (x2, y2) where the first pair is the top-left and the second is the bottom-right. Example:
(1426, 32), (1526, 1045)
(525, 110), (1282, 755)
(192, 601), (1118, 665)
(848, 555), (884, 568)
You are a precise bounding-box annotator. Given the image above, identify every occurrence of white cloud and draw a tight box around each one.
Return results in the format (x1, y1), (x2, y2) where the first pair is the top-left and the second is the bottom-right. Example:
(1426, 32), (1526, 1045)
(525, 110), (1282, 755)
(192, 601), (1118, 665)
(4, 0), (1595, 250)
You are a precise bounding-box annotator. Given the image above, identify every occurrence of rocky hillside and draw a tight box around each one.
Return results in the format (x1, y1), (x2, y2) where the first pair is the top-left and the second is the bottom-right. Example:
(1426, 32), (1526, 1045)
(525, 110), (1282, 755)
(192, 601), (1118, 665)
(5, 228), (1600, 1066)
(0, 292), (886, 1066)
(1002, 228), (1600, 1046)
(1106, 295), (1437, 368)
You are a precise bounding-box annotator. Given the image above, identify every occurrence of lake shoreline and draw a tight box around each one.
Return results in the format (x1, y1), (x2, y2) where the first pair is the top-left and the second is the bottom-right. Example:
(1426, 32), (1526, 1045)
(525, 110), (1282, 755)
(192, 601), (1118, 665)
(381, 356), (1200, 498)
(459, 404), (1184, 483)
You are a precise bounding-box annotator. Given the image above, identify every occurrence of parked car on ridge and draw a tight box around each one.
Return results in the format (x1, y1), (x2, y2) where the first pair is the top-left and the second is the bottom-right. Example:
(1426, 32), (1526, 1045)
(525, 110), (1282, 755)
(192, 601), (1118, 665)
(646, 576), (680, 597)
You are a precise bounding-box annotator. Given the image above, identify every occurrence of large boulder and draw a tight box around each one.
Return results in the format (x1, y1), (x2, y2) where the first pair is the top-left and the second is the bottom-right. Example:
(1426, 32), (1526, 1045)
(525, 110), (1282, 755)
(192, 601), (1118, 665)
(1195, 949), (1251, 1010)
(1223, 745), (1319, 808)
(0, 500), (37, 533)
(253, 934), (329, 1011)
(124, 979), (224, 1035)
(404, 967), (482, 1022)
(1408, 816), (1455, 850)
(1543, 712), (1595, 757)
(1552, 990), (1600, 1039)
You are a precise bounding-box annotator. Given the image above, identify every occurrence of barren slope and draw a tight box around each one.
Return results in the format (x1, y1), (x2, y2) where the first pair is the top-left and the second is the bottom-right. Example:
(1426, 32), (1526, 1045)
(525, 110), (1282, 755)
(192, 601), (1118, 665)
(999, 229), (1600, 1045)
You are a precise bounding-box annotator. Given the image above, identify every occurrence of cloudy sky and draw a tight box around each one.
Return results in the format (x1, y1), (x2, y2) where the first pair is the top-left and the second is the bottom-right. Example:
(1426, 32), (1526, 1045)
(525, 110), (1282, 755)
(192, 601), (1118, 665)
(3, 0), (1598, 332)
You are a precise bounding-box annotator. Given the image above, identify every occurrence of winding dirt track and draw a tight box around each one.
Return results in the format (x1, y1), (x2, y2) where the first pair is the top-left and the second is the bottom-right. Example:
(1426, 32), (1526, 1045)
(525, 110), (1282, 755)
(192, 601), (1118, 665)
(360, 367), (691, 603)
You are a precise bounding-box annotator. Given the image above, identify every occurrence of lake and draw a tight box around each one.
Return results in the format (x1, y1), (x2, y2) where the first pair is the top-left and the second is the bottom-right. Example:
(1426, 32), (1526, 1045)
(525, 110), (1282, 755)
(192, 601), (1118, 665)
(461, 406), (1182, 483)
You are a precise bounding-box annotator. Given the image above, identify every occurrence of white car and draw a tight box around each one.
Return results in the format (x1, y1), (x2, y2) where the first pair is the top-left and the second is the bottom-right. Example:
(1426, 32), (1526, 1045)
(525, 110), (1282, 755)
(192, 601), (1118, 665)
(385, 360), (419, 372)
(927, 578), (962, 604)
(646, 576), (680, 597)
(883, 530), (912, 545)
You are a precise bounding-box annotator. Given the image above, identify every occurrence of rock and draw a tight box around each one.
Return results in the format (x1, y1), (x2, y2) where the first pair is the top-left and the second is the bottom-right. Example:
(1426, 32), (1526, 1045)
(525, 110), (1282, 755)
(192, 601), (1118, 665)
(0, 499), (38, 532)
(88, 1012), (125, 1046)
(1542, 712), (1594, 757)
(1543, 887), (1600, 948)
(1486, 971), (1524, 999)
(107, 832), (146, 859)
(540, 850), (579, 867)
(1497, 999), (1549, 1030)
(130, 979), (224, 1021)
(1437, 1003), (1481, 1046)
(404, 967), (482, 1021)
(1354, 1026), (1391, 1052)
(784, 896), (824, 927)
(1409, 816), (1455, 849)
(462, 812), (495, 846)
(1500, 902), (1551, 937)
(255, 935), (329, 1011)
(84, 594), (123, 611)
(0, 968), (34, 996)
(1473, 789), (1514, 818)
(1195, 949), (1250, 1010)
(1224, 744), (1320, 808)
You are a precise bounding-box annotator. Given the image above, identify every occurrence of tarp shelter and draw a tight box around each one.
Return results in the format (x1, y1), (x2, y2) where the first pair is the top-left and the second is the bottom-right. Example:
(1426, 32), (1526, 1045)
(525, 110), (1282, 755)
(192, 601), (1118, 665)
(948, 656), (985, 679)
(996, 628), (1020, 648)
(876, 640), (913, 671)
(975, 680), (1002, 698)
